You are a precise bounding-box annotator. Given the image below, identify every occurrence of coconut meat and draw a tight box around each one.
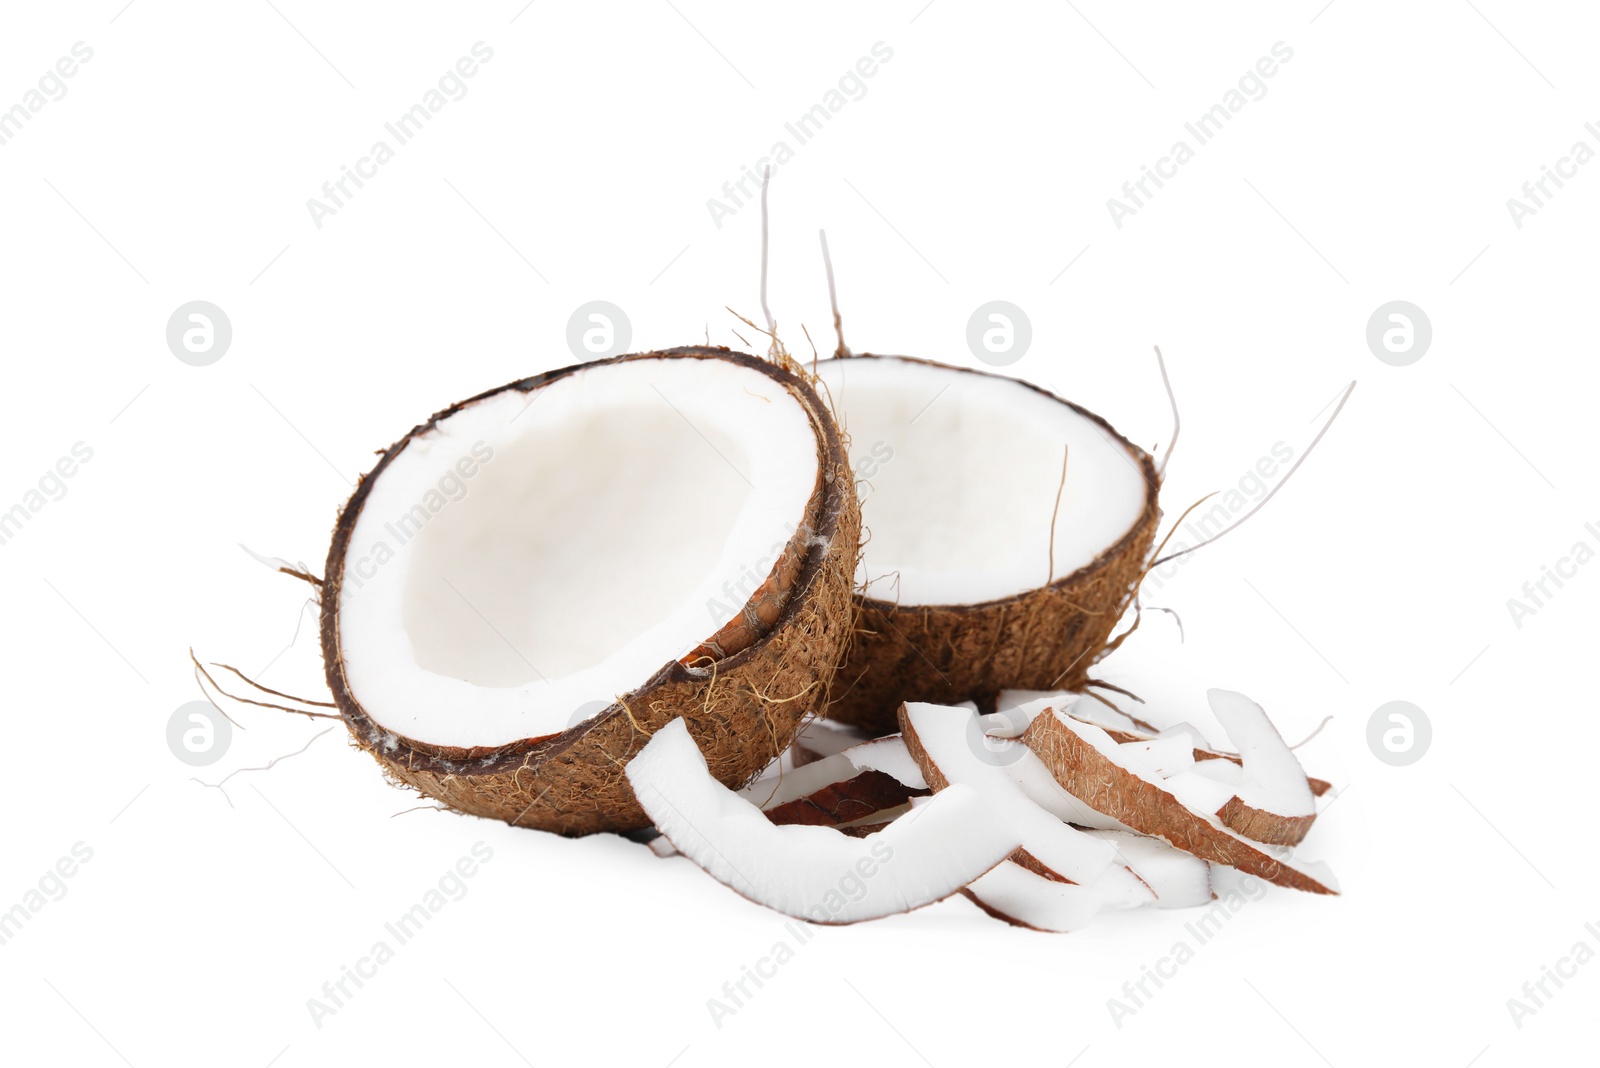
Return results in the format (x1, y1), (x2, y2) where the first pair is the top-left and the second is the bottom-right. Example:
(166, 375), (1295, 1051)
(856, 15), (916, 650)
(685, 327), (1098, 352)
(336, 356), (821, 750)
(813, 357), (1148, 605)
(627, 720), (1020, 924)
(1206, 688), (1316, 819)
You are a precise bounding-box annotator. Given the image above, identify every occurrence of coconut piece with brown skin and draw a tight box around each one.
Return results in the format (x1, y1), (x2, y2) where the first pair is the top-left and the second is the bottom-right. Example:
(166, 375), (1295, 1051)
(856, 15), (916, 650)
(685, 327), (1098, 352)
(1022, 705), (1339, 895)
(320, 347), (860, 835)
(812, 355), (1161, 734)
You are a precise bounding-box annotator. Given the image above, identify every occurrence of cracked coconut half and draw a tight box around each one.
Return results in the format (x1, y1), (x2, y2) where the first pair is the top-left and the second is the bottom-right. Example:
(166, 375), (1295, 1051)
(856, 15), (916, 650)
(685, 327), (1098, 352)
(320, 348), (860, 834)
(811, 355), (1161, 733)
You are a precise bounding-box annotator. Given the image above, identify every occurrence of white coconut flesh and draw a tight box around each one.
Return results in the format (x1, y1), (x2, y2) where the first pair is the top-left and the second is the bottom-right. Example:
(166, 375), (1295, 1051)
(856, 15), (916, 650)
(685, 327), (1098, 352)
(900, 702), (1149, 894)
(627, 720), (1020, 924)
(1206, 688), (1315, 819)
(336, 356), (822, 750)
(812, 356), (1147, 605)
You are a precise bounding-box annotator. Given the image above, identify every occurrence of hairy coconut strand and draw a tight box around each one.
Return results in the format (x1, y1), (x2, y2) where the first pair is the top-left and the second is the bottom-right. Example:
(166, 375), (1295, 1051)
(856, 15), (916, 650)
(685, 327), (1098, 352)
(825, 381), (1161, 734)
(320, 347), (862, 835)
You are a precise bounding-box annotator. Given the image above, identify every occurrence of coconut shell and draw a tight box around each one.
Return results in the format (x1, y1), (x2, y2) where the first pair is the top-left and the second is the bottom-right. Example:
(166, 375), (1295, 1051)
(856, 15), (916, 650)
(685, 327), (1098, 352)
(319, 347), (861, 835)
(822, 358), (1161, 734)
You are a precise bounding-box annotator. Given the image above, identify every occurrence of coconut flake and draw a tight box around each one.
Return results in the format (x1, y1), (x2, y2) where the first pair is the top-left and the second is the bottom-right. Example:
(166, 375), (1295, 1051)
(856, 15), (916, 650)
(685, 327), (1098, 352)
(627, 720), (1019, 923)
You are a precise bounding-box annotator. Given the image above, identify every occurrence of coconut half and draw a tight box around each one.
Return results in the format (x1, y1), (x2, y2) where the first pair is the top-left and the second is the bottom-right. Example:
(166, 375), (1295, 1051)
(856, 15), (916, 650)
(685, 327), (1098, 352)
(320, 348), (860, 834)
(812, 355), (1160, 732)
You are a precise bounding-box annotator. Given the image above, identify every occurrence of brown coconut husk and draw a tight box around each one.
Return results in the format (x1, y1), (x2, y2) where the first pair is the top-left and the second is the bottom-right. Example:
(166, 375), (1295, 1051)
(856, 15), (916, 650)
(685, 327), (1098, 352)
(820, 356), (1161, 735)
(320, 347), (861, 835)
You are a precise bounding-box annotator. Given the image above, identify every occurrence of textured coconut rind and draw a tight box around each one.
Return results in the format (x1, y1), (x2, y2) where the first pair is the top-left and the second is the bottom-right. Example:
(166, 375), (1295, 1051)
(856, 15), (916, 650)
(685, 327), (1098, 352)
(1022, 711), (1336, 895)
(1215, 797), (1317, 847)
(320, 347), (861, 836)
(825, 364), (1161, 735)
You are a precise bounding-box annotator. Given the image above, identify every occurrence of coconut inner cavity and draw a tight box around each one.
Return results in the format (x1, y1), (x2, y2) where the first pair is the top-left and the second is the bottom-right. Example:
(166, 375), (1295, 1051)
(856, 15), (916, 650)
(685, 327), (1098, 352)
(337, 356), (821, 750)
(813, 357), (1148, 605)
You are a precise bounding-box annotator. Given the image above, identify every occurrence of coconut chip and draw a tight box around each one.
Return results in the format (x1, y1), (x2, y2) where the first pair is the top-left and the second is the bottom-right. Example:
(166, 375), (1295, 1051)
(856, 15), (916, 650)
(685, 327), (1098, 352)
(627, 719), (1020, 924)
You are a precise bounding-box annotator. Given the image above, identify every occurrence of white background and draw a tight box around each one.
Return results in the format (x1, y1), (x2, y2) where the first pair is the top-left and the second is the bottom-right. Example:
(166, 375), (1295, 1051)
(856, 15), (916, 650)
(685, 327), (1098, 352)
(1, 1), (1595, 1064)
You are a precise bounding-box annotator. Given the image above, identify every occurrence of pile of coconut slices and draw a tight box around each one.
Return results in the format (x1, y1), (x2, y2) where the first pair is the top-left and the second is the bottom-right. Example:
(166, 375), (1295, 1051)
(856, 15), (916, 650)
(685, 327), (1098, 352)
(243, 323), (1345, 932)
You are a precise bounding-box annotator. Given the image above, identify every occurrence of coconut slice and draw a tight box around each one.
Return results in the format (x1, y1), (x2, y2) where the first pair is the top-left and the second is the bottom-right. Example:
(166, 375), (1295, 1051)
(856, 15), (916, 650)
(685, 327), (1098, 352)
(899, 702), (1149, 897)
(1022, 706), (1339, 895)
(814, 356), (1160, 732)
(321, 348), (860, 834)
(1205, 689), (1318, 846)
(626, 719), (1019, 923)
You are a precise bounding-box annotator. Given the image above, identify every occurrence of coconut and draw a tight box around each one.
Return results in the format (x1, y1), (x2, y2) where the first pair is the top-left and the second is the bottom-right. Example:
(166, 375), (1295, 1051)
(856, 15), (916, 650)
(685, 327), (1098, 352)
(319, 347), (860, 835)
(811, 355), (1160, 733)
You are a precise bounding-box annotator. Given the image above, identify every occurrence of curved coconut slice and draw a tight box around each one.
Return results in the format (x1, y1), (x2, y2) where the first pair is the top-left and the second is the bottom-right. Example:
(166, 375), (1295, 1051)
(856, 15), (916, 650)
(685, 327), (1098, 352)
(321, 348), (860, 835)
(899, 702), (1150, 897)
(813, 356), (1160, 732)
(1022, 706), (1339, 895)
(627, 719), (1020, 923)
(1205, 688), (1318, 846)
